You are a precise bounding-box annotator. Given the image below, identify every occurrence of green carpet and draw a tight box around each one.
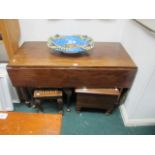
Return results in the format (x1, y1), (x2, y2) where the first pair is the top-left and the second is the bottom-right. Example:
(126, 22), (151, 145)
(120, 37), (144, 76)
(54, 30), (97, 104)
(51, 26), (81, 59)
(14, 102), (155, 135)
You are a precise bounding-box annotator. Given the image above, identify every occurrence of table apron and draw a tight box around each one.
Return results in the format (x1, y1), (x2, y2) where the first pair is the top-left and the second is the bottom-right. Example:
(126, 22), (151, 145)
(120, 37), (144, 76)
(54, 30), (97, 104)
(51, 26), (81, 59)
(7, 67), (137, 88)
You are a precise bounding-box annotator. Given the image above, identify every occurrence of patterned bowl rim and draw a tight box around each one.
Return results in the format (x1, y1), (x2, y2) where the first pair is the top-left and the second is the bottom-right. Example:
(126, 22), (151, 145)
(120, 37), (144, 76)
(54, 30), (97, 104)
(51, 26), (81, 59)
(47, 35), (94, 51)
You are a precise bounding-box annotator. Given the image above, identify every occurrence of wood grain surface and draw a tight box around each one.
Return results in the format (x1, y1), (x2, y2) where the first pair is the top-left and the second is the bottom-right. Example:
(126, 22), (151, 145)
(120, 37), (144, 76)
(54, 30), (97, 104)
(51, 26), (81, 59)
(7, 67), (136, 88)
(34, 90), (63, 98)
(0, 112), (62, 135)
(8, 42), (136, 68)
(75, 88), (120, 95)
(0, 19), (20, 59)
(7, 42), (137, 90)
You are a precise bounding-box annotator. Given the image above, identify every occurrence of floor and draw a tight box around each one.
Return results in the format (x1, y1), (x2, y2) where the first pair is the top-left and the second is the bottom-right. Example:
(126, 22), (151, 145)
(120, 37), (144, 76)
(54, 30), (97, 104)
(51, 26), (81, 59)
(14, 102), (155, 135)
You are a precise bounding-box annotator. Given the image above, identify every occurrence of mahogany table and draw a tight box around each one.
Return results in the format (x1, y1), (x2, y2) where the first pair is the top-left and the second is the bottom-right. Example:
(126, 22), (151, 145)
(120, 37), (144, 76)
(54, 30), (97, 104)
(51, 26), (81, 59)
(0, 112), (62, 135)
(7, 42), (137, 110)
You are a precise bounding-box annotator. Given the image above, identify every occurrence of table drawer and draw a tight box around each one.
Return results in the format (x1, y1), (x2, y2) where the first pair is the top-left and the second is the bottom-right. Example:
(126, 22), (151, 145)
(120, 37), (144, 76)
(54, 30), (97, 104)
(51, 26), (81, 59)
(7, 67), (137, 88)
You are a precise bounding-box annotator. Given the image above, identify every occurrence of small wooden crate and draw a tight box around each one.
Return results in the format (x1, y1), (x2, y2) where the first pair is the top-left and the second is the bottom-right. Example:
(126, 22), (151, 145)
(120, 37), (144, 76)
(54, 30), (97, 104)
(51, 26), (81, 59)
(75, 88), (120, 114)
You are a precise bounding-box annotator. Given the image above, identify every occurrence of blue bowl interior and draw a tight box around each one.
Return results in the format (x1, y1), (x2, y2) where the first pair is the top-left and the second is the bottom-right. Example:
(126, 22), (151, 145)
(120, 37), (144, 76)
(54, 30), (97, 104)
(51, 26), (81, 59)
(52, 35), (89, 47)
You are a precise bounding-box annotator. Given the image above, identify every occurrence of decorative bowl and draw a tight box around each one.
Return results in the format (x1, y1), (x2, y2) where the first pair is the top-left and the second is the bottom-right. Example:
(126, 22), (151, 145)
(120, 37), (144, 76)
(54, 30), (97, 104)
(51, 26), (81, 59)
(47, 35), (94, 54)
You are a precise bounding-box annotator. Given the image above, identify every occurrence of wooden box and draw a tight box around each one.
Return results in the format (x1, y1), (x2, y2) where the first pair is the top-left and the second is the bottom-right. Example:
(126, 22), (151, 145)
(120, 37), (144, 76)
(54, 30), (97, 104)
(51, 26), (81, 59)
(75, 88), (120, 114)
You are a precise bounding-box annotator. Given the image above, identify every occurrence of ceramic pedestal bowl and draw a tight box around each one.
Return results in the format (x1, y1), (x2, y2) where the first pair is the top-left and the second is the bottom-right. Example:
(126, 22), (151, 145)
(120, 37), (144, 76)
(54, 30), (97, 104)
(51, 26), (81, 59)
(47, 35), (94, 54)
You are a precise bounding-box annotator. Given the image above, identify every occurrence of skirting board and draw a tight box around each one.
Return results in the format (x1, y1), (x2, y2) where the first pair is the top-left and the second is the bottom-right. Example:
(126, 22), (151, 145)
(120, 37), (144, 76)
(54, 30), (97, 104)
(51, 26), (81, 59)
(0, 107), (13, 111)
(119, 105), (155, 127)
(12, 100), (20, 104)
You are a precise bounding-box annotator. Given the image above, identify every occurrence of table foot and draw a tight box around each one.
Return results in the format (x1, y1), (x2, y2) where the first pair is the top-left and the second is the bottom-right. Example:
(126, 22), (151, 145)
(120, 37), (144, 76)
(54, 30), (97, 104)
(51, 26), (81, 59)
(24, 101), (31, 107)
(66, 108), (71, 112)
(64, 88), (72, 112)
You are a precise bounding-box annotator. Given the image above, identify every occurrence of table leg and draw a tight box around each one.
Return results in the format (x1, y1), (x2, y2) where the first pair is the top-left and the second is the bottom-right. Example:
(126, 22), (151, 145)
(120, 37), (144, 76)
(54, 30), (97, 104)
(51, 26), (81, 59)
(64, 88), (72, 112)
(57, 98), (63, 115)
(16, 87), (32, 106)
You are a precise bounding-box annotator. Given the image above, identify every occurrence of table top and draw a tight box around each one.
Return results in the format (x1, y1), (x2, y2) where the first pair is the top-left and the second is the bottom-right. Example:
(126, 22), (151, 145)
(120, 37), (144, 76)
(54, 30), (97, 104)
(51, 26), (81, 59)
(0, 112), (62, 135)
(9, 42), (136, 68)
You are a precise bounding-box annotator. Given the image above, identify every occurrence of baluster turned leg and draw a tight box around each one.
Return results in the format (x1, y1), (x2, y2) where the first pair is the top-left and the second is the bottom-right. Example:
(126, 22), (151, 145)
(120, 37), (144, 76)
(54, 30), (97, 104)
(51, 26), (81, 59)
(64, 88), (72, 112)
(16, 87), (31, 107)
(57, 98), (63, 115)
